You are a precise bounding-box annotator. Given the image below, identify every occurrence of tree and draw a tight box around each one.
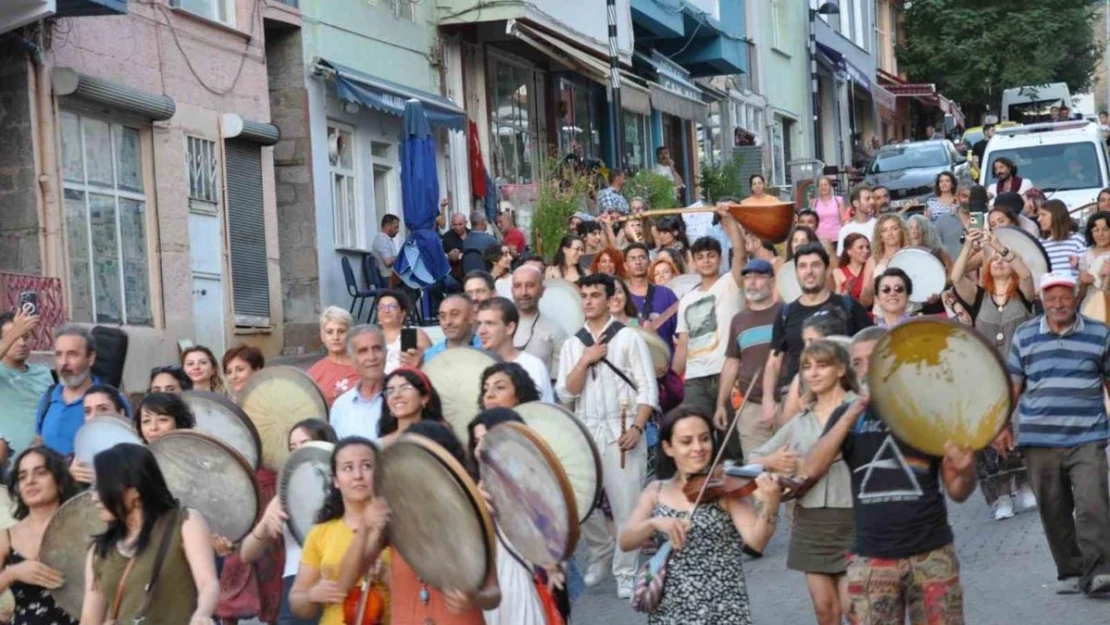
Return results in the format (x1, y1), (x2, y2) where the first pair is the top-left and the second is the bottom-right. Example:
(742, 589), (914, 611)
(897, 0), (1099, 119)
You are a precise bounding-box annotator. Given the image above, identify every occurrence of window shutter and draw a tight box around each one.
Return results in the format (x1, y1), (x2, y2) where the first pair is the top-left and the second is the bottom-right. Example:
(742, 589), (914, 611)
(225, 139), (271, 325)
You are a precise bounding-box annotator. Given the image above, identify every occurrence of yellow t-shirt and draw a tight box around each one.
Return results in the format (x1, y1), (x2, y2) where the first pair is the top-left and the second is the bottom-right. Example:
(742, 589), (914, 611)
(300, 519), (391, 625)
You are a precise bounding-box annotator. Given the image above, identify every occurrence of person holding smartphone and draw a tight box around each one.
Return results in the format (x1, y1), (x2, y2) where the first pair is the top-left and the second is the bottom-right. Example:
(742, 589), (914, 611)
(0, 307), (50, 463)
(375, 290), (430, 375)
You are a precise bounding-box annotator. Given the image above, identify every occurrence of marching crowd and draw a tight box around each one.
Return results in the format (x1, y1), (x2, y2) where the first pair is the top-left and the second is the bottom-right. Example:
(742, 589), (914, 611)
(0, 164), (1109, 625)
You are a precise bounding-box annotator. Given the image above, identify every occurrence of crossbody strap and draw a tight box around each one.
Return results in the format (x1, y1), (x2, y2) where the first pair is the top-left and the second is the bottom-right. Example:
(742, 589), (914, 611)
(109, 557), (138, 622)
(134, 510), (178, 622)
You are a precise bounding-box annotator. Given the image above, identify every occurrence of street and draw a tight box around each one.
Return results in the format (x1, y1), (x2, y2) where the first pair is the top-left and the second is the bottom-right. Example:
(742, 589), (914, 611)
(573, 493), (1110, 625)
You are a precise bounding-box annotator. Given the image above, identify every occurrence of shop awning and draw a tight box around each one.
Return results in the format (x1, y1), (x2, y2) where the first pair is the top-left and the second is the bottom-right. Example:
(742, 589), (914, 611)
(887, 83), (937, 98)
(874, 84), (897, 113)
(313, 58), (466, 132)
(816, 42), (872, 92)
(650, 82), (708, 123)
(883, 81), (965, 127)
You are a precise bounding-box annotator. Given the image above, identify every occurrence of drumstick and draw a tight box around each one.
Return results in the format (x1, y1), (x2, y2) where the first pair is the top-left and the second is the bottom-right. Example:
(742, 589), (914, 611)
(620, 399), (628, 469)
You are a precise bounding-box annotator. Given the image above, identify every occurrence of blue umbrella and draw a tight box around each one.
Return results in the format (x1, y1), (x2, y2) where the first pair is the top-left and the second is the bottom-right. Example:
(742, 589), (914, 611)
(394, 99), (450, 288)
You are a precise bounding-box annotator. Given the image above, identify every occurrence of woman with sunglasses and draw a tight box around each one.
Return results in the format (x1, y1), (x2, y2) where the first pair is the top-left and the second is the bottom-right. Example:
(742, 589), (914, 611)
(0, 447), (79, 624)
(375, 290), (431, 375)
(377, 368), (445, 446)
(149, 365), (193, 394)
(80, 444), (219, 625)
(241, 419), (338, 625)
(182, 346), (226, 394)
(873, 268), (915, 328)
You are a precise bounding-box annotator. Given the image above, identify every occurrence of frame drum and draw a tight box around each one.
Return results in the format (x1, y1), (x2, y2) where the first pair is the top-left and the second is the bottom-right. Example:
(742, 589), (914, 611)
(993, 226), (1051, 285)
(666, 274), (701, 300)
(888, 247), (947, 303)
(182, 391), (263, 469)
(630, 327), (671, 377)
(73, 416), (142, 465)
(41, 492), (106, 619)
(868, 318), (1012, 456)
(513, 401), (602, 523)
(478, 422), (579, 566)
(376, 434), (495, 594)
(540, 278), (586, 339)
(777, 260), (803, 304)
(150, 431), (261, 542)
(238, 366), (329, 471)
(278, 441), (334, 545)
(422, 347), (499, 439)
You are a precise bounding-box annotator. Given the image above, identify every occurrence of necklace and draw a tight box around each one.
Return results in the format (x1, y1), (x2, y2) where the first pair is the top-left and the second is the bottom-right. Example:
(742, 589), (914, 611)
(418, 578), (434, 625)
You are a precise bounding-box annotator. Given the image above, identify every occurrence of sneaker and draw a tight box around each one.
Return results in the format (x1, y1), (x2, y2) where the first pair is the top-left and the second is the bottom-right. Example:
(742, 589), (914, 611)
(1087, 574), (1110, 595)
(583, 560), (608, 587)
(1017, 485), (1038, 511)
(616, 577), (634, 599)
(1056, 577), (1081, 594)
(993, 497), (1015, 521)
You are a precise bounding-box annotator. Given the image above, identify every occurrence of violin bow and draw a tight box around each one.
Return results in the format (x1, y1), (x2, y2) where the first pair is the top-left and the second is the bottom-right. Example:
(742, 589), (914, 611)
(690, 365), (765, 508)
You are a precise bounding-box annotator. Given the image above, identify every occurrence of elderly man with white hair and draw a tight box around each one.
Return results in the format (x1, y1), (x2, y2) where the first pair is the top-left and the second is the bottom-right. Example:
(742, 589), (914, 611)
(307, 306), (360, 406)
(330, 325), (386, 440)
(511, 264), (567, 381)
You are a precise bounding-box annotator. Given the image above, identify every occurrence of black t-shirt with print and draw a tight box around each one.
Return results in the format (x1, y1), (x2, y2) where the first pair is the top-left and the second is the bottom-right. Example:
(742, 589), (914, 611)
(824, 403), (954, 559)
(771, 294), (873, 393)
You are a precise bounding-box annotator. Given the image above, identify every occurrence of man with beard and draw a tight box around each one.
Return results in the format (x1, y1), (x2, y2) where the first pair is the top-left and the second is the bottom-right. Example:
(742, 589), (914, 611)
(990, 157), (1033, 197)
(511, 265), (566, 381)
(424, 294), (481, 361)
(674, 205), (746, 420)
(476, 297), (555, 403)
(761, 243), (871, 427)
(623, 243), (678, 352)
(35, 324), (129, 455)
(0, 309), (51, 462)
(714, 259), (782, 460)
(871, 185), (891, 214)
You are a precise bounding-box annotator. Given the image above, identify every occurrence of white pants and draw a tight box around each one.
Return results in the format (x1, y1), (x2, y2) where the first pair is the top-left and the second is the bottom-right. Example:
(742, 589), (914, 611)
(580, 435), (647, 582)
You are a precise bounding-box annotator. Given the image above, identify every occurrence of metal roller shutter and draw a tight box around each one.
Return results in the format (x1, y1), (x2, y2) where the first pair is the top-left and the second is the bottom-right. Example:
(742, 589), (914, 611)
(225, 139), (271, 326)
(733, 145), (764, 195)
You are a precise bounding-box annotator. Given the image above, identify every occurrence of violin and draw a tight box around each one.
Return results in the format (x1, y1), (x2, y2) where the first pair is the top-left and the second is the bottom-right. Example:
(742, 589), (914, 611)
(683, 464), (811, 504)
(342, 579), (386, 625)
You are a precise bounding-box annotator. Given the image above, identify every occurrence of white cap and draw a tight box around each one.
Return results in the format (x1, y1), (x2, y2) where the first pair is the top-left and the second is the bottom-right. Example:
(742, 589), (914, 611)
(1038, 271), (1078, 292)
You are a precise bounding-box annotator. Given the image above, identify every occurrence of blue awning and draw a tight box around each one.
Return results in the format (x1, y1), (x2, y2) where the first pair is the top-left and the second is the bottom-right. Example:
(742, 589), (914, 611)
(816, 43), (871, 92)
(314, 59), (466, 132)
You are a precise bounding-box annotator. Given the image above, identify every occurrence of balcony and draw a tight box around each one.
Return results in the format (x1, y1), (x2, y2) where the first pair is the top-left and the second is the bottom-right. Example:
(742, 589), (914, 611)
(3, 0), (127, 36)
(645, 0), (748, 77)
(57, 0), (128, 17)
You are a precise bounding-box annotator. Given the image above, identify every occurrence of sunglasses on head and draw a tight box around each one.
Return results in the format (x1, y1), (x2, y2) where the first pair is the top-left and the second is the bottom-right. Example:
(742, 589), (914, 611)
(880, 285), (906, 294)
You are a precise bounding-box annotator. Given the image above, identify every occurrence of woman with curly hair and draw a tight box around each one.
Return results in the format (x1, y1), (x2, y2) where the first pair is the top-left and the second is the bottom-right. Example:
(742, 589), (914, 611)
(377, 368), (445, 445)
(479, 362), (540, 411)
(589, 247), (627, 279)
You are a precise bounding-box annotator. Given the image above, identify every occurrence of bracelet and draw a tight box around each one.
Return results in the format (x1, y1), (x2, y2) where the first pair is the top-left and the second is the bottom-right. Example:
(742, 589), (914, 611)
(631, 423), (644, 434)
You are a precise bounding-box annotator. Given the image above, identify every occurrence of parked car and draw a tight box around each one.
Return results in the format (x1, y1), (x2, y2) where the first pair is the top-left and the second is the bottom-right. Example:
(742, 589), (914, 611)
(957, 121), (1021, 155)
(862, 140), (970, 211)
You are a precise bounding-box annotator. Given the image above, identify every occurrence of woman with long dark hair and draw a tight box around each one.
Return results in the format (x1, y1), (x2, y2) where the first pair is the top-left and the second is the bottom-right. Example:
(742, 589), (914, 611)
(240, 419), (338, 625)
(926, 171), (960, 221)
(545, 235), (588, 282)
(149, 365), (194, 394)
(835, 233), (870, 301)
(377, 368), (445, 444)
(479, 362), (540, 411)
(619, 407), (783, 625)
(0, 447), (79, 624)
(288, 437), (389, 625)
(80, 444), (219, 624)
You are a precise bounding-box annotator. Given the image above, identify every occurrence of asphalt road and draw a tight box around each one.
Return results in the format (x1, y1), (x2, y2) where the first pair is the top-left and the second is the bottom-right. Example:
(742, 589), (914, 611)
(573, 492), (1110, 625)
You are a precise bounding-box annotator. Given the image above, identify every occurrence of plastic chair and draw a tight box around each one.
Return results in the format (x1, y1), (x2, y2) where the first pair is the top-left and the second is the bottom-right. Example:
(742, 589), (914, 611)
(342, 256), (377, 322)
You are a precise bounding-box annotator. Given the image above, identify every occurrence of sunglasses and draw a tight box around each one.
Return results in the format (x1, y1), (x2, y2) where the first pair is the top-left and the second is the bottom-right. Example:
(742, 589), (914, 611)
(880, 285), (906, 294)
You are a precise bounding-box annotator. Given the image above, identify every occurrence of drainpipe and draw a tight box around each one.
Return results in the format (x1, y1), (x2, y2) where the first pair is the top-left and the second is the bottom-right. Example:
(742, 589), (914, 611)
(12, 32), (59, 278)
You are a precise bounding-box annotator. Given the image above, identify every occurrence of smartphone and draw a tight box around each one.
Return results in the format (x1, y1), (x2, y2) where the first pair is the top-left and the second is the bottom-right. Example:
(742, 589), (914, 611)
(401, 327), (418, 352)
(970, 212), (985, 231)
(18, 291), (37, 316)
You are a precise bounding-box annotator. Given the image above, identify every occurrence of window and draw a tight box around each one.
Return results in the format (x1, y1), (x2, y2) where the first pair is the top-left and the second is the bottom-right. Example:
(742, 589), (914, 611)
(771, 117), (786, 186)
(394, 0), (416, 20)
(328, 123), (361, 249)
(770, 0), (782, 49)
(370, 141), (396, 231)
(186, 136), (219, 203)
(623, 113), (650, 172)
(487, 53), (543, 185)
(557, 78), (600, 161)
(853, 0), (866, 50)
(59, 111), (153, 326)
(170, 0), (234, 26)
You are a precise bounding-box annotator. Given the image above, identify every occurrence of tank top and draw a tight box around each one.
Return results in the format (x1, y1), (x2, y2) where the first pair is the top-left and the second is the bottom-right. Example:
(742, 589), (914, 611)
(7, 543), (76, 625)
(93, 508), (197, 624)
(811, 195), (843, 240)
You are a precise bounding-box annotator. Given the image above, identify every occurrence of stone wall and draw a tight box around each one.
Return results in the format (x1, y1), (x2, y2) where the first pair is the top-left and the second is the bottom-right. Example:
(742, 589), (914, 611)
(0, 41), (40, 275)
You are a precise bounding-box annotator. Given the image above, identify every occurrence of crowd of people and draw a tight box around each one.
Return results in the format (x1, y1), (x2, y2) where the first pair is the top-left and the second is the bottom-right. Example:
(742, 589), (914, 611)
(0, 161), (1108, 625)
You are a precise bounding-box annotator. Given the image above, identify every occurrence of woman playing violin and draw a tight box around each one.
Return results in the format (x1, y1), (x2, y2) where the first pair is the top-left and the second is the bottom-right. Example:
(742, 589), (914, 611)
(619, 406), (783, 625)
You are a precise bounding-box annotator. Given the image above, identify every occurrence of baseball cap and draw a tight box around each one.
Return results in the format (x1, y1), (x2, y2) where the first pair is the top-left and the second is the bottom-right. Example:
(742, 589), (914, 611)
(741, 259), (775, 276)
(1038, 271), (1077, 292)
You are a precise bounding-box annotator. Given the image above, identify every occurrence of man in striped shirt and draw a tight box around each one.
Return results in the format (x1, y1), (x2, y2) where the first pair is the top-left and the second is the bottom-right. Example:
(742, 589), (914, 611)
(1000, 271), (1110, 595)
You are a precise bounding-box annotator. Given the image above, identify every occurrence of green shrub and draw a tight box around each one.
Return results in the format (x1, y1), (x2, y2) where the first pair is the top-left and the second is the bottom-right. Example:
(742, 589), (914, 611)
(699, 153), (747, 204)
(625, 170), (679, 211)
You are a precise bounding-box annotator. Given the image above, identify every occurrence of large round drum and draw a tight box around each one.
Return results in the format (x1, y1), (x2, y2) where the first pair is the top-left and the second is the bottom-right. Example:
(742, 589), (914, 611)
(478, 422), (579, 566)
(182, 391), (262, 469)
(238, 366), (329, 471)
(150, 431), (260, 542)
(777, 260), (803, 304)
(73, 416), (142, 465)
(630, 327), (671, 377)
(41, 492), (106, 619)
(666, 274), (701, 300)
(513, 401), (602, 523)
(868, 318), (1012, 456)
(279, 441), (334, 545)
(540, 278), (585, 338)
(888, 247), (947, 303)
(376, 434), (495, 594)
(422, 347), (499, 439)
(993, 226), (1051, 285)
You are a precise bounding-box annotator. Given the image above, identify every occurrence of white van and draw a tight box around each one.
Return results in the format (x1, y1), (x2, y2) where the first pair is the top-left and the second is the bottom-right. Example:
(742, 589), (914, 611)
(980, 121), (1110, 218)
(1000, 83), (1071, 124)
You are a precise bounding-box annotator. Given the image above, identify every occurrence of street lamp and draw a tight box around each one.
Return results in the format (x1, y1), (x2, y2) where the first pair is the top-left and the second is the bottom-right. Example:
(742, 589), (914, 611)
(810, 0), (840, 162)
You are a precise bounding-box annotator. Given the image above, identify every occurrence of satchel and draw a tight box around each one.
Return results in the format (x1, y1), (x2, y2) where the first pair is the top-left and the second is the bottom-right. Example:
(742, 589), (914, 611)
(106, 510), (178, 625)
(630, 483), (699, 613)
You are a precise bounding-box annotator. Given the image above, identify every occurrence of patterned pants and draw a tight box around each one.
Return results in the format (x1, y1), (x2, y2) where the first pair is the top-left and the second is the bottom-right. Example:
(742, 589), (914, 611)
(845, 543), (964, 625)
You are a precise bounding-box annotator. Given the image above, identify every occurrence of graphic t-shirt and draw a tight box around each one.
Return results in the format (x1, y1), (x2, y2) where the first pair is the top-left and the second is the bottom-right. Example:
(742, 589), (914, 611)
(824, 404), (953, 559)
(676, 274), (743, 380)
(307, 358), (360, 407)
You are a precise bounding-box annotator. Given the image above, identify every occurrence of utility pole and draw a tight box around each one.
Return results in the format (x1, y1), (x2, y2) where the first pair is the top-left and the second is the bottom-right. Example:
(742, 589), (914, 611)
(607, 0), (625, 169)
